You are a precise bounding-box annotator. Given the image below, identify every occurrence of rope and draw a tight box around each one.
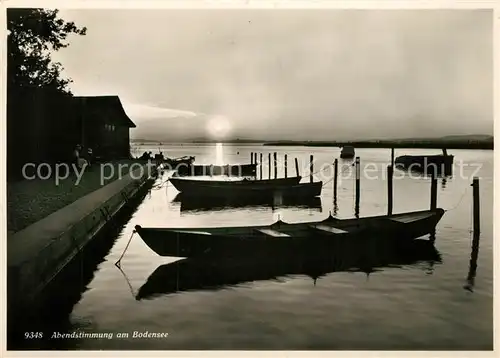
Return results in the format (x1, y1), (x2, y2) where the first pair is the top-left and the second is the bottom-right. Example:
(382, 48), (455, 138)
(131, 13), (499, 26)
(309, 162), (336, 177)
(115, 262), (136, 299)
(115, 229), (136, 267)
(151, 175), (170, 190)
(321, 164), (352, 187)
(445, 185), (470, 212)
(322, 176), (334, 187)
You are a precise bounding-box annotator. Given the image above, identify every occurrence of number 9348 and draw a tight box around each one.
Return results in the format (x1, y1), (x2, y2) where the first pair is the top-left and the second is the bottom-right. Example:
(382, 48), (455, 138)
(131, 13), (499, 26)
(25, 332), (43, 339)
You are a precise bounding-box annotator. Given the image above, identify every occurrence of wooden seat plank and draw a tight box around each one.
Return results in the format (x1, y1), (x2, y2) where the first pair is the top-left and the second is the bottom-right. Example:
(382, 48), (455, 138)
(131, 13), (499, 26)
(171, 230), (212, 235)
(390, 212), (432, 224)
(255, 228), (290, 237)
(309, 224), (348, 234)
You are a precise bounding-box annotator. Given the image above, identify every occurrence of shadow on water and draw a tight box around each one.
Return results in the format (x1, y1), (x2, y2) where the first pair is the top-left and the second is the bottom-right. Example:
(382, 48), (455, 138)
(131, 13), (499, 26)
(464, 232), (481, 293)
(173, 193), (323, 212)
(7, 184), (152, 350)
(333, 200), (339, 217)
(132, 237), (442, 301)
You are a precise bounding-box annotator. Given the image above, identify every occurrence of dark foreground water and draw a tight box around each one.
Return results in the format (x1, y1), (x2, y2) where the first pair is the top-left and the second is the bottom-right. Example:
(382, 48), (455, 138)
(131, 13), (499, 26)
(10, 145), (493, 350)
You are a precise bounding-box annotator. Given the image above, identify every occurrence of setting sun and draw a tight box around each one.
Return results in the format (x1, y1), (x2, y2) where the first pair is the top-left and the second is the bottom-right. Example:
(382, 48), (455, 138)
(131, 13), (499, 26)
(206, 115), (232, 139)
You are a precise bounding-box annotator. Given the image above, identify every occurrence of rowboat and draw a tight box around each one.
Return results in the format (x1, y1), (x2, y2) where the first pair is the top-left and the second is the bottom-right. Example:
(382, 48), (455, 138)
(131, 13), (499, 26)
(163, 156), (195, 167)
(176, 163), (257, 176)
(135, 239), (441, 300)
(173, 193), (322, 212)
(340, 145), (355, 159)
(134, 208), (445, 258)
(395, 149), (453, 176)
(167, 176), (322, 198)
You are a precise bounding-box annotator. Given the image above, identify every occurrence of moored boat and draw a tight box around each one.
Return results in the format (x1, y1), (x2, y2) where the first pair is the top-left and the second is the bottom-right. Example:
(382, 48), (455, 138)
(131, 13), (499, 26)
(134, 208), (445, 259)
(395, 149), (453, 176)
(163, 156), (195, 167)
(167, 176), (321, 198)
(176, 163), (257, 176)
(340, 145), (355, 159)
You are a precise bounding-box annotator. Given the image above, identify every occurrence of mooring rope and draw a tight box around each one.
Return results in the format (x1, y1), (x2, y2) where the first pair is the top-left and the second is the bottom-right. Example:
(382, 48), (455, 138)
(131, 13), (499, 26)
(321, 164), (352, 187)
(115, 262), (136, 299)
(151, 176), (170, 190)
(115, 229), (136, 267)
(322, 176), (335, 187)
(445, 185), (470, 212)
(308, 162), (339, 177)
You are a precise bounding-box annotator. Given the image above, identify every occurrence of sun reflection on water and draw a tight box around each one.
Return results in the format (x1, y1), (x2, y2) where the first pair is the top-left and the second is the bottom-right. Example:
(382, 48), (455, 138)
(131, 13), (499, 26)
(215, 142), (224, 166)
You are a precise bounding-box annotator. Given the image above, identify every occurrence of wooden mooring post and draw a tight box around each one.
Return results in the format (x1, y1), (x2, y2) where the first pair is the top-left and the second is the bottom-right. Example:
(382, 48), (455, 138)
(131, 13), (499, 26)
(260, 153), (263, 180)
(251, 152), (254, 164)
(284, 154), (288, 178)
(310, 155), (314, 183)
(428, 172), (438, 243)
(472, 177), (480, 236)
(274, 152), (278, 179)
(268, 153), (271, 179)
(465, 177), (481, 291)
(253, 153), (258, 178)
(355, 157), (360, 216)
(387, 165), (393, 216)
(333, 158), (338, 202)
(430, 172), (437, 210)
(295, 158), (300, 178)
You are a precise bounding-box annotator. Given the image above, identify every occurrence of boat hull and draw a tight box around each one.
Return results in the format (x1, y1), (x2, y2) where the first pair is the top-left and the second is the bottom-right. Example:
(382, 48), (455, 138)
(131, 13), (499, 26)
(136, 239), (441, 299)
(395, 155), (453, 176)
(340, 154), (355, 159)
(163, 156), (196, 168)
(340, 146), (355, 159)
(174, 193), (322, 212)
(176, 163), (257, 176)
(135, 208), (445, 258)
(168, 177), (321, 198)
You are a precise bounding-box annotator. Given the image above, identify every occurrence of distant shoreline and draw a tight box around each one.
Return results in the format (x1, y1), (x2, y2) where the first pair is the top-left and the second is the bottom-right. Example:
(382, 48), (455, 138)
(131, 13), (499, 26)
(262, 140), (493, 150)
(131, 137), (493, 150)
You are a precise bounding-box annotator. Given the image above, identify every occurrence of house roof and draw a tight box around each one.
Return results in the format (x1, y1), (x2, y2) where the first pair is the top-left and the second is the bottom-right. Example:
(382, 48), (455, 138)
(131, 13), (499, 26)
(72, 95), (136, 128)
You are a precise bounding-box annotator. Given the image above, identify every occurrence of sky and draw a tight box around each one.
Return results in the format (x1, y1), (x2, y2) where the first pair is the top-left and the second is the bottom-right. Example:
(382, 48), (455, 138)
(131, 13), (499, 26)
(54, 9), (493, 141)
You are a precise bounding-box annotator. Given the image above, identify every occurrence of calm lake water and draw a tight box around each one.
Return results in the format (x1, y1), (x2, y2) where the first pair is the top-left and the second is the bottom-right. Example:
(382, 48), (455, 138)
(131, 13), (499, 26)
(14, 145), (494, 350)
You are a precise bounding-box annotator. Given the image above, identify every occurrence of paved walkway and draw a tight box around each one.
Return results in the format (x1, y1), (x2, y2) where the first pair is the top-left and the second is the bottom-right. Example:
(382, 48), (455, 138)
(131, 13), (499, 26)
(8, 166), (152, 268)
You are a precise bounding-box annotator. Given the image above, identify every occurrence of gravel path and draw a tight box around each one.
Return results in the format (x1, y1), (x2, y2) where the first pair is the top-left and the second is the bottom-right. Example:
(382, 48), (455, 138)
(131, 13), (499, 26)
(7, 160), (153, 233)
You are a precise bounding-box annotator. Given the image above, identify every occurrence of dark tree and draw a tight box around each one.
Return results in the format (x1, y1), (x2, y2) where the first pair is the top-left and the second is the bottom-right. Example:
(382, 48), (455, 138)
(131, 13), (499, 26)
(7, 9), (87, 179)
(7, 8), (87, 93)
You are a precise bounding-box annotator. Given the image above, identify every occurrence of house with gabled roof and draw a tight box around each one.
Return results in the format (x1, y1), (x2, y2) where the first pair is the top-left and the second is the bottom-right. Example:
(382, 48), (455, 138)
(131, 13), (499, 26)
(71, 95), (136, 160)
(7, 91), (136, 178)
